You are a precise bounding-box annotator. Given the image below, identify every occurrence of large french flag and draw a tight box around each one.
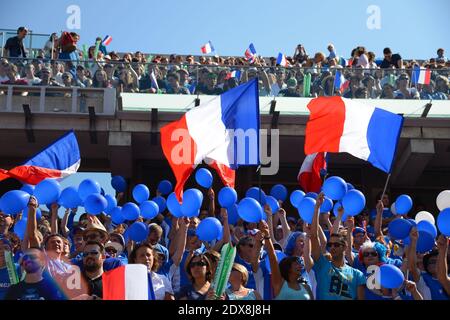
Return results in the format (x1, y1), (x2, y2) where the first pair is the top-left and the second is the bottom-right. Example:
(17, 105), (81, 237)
(201, 41), (214, 54)
(0, 130), (80, 185)
(305, 97), (403, 173)
(298, 152), (327, 193)
(161, 79), (260, 200)
(411, 66), (431, 85)
(103, 264), (150, 300)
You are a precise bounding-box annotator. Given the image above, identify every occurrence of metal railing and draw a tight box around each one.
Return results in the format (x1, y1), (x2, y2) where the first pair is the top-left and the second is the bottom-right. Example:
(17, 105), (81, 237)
(1, 29), (51, 58)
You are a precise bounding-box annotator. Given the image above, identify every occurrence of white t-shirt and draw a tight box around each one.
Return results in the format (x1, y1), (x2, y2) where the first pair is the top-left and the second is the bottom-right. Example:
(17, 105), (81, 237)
(357, 54), (370, 68)
(151, 272), (173, 300)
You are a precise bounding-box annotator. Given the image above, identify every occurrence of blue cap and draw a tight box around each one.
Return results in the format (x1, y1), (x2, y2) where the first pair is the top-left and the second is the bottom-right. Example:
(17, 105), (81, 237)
(352, 227), (366, 236)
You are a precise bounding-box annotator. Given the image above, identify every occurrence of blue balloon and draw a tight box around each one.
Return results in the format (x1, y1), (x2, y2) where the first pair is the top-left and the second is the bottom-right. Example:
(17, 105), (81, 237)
(111, 206), (125, 224)
(264, 250), (287, 273)
(218, 187), (238, 208)
(167, 192), (183, 218)
(297, 197), (316, 224)
(246, 187), (266, 206)
(132, 184), (150, 204)
(23, 207), (42, 221)
(322, 176), (347, 200)
(181, 189), (203, 217)
(0, 190), (30, 215)
(333, 201), (343, 216)
(437, 208), (450, 236)
(111, 175), (127, 192)
(13, 218), (28, 240)
(416, 230), (435, 253)
(196, 217), (222, 241)
(140, 201), (159, 219)
(380, 264), (405, 289)
(34, 179), (61, 205)
(395, 195), (413, 215)
(417, 220), (437, 239)
(320, 197), (333, 213)
(237, 198), (263, 223)
(122, 202), (140, 221)
(59, 186), (82, 209)
(227, 204), (240, 225)
(290, 190), (305, 209)
(388, 218), (413, 240)
(104, 194), (117, 214)
(21, 184), (34, 195)
(195, 168), (213, 188)
(270, 184), (288, 201)
(157, 180), (173, 196)
(152, 196), (166, 213)
(265, 196), (280, 214)
(342, 189), (366, 216)
(78, 179), (101, 201)
(346, 183), (355, 191)
(84, 194), (107, 215)
(407, 219), (417, 228)
(128, 222), (149, 242)
(305, 192), (318, 199)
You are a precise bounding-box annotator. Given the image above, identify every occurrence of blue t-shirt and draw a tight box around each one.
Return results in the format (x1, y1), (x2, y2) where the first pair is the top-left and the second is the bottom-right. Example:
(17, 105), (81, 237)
(313, 255), (366, 300)
(422, 273), (449, 300)
(0, 264), (21, 300)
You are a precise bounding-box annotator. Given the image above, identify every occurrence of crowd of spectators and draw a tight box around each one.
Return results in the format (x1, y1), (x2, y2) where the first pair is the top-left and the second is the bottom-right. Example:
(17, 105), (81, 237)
(1, 27), (449, 100)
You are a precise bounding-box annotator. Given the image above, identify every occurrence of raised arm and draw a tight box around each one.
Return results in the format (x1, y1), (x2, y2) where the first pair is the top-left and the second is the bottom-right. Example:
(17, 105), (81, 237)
(302, 226), (314, 273)
(277, 206), (292, 246)
(212, 208), (231, 251)
(344, 217), (355, 266)
(259, 220), (284, 297)
(331, 207), (344, 234)
(50, 203), (59, 234)
(264, 204), (276, 244)
(168, 217), (180, 257)
(407, 227), (420, 283)
(207, 188), (216, 217)
(374, 200), (384, 238)
(26, 196), (41, 249)
(436, 235), (450, 295)
(60, 208), (71, 237)
(310, 192), (324, 262)
(172, 217), (189, 266)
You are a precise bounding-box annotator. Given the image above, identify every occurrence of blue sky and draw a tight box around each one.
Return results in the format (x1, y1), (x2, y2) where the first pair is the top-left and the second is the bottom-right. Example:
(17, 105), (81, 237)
(1, 0), (449, 60)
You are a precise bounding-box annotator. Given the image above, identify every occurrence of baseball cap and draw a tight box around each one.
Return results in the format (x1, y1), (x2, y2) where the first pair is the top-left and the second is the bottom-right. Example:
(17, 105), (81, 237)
(287, 78), (297, 88)
(105, 241), (123, 254)
(352, 227), (366, 236)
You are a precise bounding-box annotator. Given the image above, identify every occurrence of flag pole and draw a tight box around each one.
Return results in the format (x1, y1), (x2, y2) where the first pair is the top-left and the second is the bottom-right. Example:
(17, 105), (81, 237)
(380, 173), (391, 201)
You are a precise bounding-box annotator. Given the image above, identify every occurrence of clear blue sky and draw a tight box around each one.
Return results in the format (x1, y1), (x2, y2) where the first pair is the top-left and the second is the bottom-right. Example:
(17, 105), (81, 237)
(1, 0), (449, 60)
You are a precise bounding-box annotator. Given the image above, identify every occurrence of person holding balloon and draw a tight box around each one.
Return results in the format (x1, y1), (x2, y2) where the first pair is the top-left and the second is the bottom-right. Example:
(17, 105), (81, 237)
(436, 235), (450, 297)
(310, 192), (367, 300)
(129, 243), (175, 300)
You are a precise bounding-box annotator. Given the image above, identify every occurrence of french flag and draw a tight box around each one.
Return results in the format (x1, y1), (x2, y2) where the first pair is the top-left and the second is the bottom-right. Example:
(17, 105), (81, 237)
(103, 265), (150, 300)
(0, 130), (80, 185)
(245, 43), (257, 63)
(298, 152), (327, 193)
(161, 79), (260, 200)
(411, 66), (431, 85)
(334, 70), (346, 91)
(305, 97), (403, 173)
(102, 35), (113, 46)
(225, 70), (241, 80)
(276, 53), (288, 67)
(150, 71), (159, 90)
(201, 41), (214, 54)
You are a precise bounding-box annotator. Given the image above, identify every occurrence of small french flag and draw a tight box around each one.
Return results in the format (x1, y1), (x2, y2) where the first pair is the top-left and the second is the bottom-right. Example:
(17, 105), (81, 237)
(411, 66), (431, 85)
(276, 53), (288, 67)
(102, 35), (113, 46)
(102, 265), (150, 300)
(334, 70), (346, 91)
(150, 71), (159, 90)
(225, 70), (241, 80)
(245, 43), (257, 63)
(201, 41), (214, 54)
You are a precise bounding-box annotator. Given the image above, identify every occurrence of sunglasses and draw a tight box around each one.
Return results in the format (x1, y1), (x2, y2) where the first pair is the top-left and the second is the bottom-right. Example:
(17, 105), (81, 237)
(328, 242), (344, 248)
(82, 250), (100, 258)
(190, 261), (207, 268)
(363, 251), (378, 257)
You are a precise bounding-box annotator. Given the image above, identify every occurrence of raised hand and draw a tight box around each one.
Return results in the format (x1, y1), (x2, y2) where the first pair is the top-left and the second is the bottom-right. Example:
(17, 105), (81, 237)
(220, 207), (228, 221)
(28, 196), (38, 209)
(344, 216), (355, 230)
(315, 192), (325, 208)
(437, 234), (449, 252)
(207, 188), (215, 200)
(264, 204), (272, 217)
(376, 200), (384, 213)
(258, 220), (270, 239)
(409, 227), (419, 242)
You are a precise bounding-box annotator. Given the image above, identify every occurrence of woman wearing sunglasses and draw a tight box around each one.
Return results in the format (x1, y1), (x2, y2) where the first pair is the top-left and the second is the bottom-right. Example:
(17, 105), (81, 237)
(129, 243), (174, 300)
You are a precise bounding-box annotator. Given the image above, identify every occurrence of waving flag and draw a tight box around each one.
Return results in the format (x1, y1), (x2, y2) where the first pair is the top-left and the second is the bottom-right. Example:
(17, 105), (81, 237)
(334, 70), (347, 91)
(102, 35), (113, 46)
(305, 97), (403, 173)
(0, 130), (80, 184)
(150, 70), (159, 90)
(411, 66), (431, 85)
(103, 265), (150, 300)
(225, 70), (241, 80)
(201, 41), (214, 54)
(161, 79), (260, 199)
(298, 152), (327, 193)
(276, 53), (288, 67)
(245, 43), (257, 63)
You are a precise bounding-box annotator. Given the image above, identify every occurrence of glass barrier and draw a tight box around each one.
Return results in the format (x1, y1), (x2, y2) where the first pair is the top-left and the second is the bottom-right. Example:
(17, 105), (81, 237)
(1, 30), (52, 58)
(0, 57), (449, 100)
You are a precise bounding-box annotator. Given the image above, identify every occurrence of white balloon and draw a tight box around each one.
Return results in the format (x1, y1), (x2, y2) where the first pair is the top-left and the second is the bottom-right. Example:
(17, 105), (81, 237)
(436, 190), (450, 211)
(390, 203), (397, 215)
(415, 211), (435, 225)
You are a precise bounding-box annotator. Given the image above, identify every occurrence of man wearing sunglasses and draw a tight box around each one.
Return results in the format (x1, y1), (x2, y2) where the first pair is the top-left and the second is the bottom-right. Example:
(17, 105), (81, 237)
(5, 247), (66, 300)
(310, 192), (366, 300)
